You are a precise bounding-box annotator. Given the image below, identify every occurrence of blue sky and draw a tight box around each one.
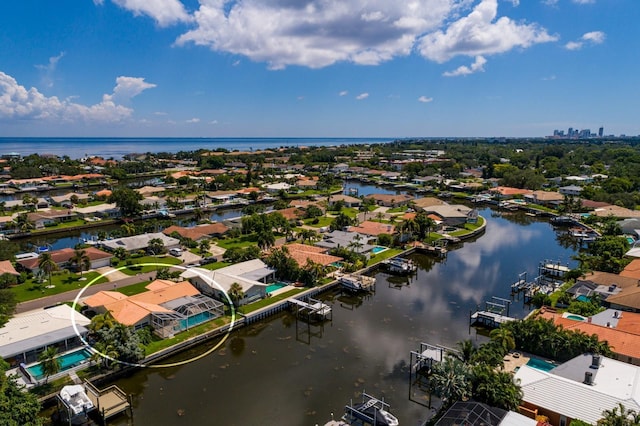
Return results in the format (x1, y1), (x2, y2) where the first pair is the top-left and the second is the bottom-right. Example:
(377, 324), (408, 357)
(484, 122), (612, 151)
(0, 0), (638, 138)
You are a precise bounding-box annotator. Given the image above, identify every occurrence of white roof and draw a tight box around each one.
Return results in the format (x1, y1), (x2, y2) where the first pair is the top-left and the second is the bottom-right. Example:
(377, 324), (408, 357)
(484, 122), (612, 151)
(499, 411), (538, 426)
(0, 305), (91, 358)
(101, 232), (179, 252)
(181, 259), (273, 293)
(264, 182), (291, 190)
(515, 355), (640, 424)
(74, 203), (117, 214)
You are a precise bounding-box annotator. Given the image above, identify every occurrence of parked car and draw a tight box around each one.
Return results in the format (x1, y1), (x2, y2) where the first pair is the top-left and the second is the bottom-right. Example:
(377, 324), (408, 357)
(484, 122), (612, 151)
(200, 257), (217, 265)
(169, 248), (183, 257)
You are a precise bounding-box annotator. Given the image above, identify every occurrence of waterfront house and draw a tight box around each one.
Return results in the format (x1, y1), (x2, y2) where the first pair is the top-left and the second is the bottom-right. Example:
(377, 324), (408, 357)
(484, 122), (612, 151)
(281, 243), (342, 267)
(315, 230), (375, 256)
(515, 354), (640, 424)
(524, 190), (564, 208)
(163, 223), (229, 241)
(412, 196), (445, 211)
(83, 280), (223, 337)
(435, 401), (536, 426)
(16, 247), (113, 273)
(50, 192), (91, 207)
(364, 193), (413, 207)
(27, 209), (78, 229)
(489, 186), (533, 199)
(422, 204), (473, 228)
(264, 182), (292, 193)
(538, 308), (640, 366)
(73, 202), (121, 219)
(328, 194), (361, 208)
(593, 205), (640, 219)
(181, 259), (274, 305)
(348, 220), (395, 237)
(99, 232), (180, 254)
(0, 304), (91, 367)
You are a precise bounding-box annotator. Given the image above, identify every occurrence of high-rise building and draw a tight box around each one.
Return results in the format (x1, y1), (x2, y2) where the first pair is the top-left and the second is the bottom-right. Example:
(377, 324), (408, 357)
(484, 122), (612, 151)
(598, 127), (604, 137)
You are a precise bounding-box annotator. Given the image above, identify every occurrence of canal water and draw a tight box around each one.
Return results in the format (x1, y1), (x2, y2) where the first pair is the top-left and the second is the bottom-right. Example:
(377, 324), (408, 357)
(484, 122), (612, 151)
(106, 208), (576, 426)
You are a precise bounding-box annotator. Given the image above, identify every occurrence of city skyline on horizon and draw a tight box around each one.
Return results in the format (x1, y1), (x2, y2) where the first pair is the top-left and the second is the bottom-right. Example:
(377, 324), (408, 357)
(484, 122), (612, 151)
(1, 1), (639, 138)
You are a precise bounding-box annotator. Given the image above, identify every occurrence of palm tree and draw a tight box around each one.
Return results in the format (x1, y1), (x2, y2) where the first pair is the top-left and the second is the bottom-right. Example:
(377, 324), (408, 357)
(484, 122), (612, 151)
(455, 339), (477, 363)
(489, 327), (516, 355)
(113, 247), (128, 261)
(89, 311), (115, 334)
(229, 282), (244, 307)
(193, 207), (205, 222)
(598, 403), (640, 426)
(299, 229), (320, 244)
(199, 239), (211, 255)
(13, 212), (33, 233)
(121, 221), (136, 236)
(348, 233), (363, 254)
(147, 238), (165, 255)
(38, 252), (58, 287)
(429, 356), (472, 407)
(69, 248), (91, 276)
(256, 230), (275, 250)
(38, 346), (61, 383)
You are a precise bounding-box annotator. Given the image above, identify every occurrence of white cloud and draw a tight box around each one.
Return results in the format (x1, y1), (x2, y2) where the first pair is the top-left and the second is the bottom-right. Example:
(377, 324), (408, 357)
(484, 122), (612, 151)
(542, 74), (556, 81)
(0, 71), (154, 123)
(582, 31), (605, 44)
(572, 0), (595, 4)
(542, 0), (558, 5)
(418, 96), (433, 103)
(339, 91), (348, 97)
(186, 117), (200, 123)
(103, 0), (191, 26)
(177, 0), (553, 70)
(564, 30), (605, 50)
(112, 76), (156, 103)
(356, 93), (369, 100)
(564, 41), (582, 50)
(443, 55), (487, 77)
(507, 0), (520, 6)
(35, 52), (65, 88)
(418, 0), (557, 63)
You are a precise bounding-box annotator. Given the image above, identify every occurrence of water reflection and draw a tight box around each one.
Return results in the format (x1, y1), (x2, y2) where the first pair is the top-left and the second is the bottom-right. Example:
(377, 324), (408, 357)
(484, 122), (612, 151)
(110, 208), (577, 426)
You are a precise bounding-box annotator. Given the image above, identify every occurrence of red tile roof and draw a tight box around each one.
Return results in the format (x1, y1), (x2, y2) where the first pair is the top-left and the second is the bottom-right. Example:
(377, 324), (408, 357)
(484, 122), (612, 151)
(348, 221), (395, 236)
(283, 243), (343, 267)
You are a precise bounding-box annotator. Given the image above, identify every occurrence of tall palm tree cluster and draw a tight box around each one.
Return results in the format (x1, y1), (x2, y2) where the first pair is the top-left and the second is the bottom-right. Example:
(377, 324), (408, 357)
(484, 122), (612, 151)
(395, 212), (436, 243)
(501, 317), (611, 362)
(427, 331), (523, 414)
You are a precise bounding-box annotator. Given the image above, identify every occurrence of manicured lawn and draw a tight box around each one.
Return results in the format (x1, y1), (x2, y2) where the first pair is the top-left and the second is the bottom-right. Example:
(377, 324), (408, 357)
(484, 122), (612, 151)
(144, 317), (230, 354)
(368, 248), (404, 266)
(12, 271), (108, 302)
(199, 261), (231, 271)
(114, 256), (182, 275)
(118, 280), (152, 296)
(215, 235), (258, 250)
(31, 219), (86, 233)
(303, 216), (333, 228)
(238, 289), (304, 314)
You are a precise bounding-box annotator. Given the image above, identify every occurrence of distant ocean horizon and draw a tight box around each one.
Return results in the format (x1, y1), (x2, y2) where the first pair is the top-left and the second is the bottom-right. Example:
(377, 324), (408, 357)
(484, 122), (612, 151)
(0, 137), (397, 160)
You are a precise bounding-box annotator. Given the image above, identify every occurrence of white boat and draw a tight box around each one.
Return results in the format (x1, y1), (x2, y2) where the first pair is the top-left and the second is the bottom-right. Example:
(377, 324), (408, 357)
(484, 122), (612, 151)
(59, 384), (94, 416)
(339, 274), (375, 291)
(383, 258), (417, 275)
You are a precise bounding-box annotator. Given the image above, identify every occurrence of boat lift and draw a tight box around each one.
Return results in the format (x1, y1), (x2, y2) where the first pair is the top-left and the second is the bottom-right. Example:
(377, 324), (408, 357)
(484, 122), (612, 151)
(343, 392), (398, 426)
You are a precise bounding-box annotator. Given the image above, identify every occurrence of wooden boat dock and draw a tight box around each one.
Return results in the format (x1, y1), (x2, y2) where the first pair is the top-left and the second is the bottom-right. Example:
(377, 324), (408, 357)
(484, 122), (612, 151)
(84, 381), (132, 425)
(289, 297), (332, 321)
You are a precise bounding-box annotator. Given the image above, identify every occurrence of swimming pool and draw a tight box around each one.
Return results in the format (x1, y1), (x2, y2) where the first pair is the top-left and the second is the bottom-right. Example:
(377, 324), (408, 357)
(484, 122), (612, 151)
(266, 282), (287, 294)
(526, 358), (556, 372)
(372, 246), (387, 254)
(566, 314), (586, 321)
(179, 311), (215, 330)
(27, 348), (92, 380)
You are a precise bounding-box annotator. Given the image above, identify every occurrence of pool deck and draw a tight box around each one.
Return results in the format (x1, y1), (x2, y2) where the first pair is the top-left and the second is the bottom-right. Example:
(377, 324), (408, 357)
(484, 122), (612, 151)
(502, 351), (531, 373)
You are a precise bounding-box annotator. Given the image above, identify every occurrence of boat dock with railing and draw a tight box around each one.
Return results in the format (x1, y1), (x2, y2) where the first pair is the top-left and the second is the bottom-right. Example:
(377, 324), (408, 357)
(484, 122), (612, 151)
(338, 273), (376, 292)
(470, 297), (515, 328)
(343, 392), (399, 426)
(382, 257), (417, 275)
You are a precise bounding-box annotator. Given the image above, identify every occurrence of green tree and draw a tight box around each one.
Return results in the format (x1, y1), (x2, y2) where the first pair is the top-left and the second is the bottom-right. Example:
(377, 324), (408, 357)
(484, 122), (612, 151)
(229, 282), (244, 307)
(471, 365), (523, 411)
(147, 238), (166, 255)
(489, 327), (516, 355)
(0, 289), (17, 327)
(429, 356), (472, 407)
(256, 230), (275, 250)
(598, 403), (640, 426)
(108, 187), (143, 217)
(37, 252), (58, 287)
(69, 248), (91, 276)
(0, 359), (42, 425)
(198, 239), (211, 255)
(37, 346), (61, 383)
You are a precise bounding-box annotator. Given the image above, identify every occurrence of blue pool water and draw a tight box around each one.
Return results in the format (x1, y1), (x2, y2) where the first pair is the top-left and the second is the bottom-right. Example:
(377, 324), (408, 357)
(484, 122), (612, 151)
(527, 358), (556, 372)
(266, 282), (287, 294)
(372, 246), (387, 254)
(28, 348), (92, 380)
(627, 237), (635, 245)
(179, 311), (215, 330)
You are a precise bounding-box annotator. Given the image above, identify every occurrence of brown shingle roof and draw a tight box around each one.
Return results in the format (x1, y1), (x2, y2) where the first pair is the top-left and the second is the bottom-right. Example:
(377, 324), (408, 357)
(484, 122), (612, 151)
(284, 243), (343, 267)
(0, 260), (19, 276)
(621, 259), (640, 281)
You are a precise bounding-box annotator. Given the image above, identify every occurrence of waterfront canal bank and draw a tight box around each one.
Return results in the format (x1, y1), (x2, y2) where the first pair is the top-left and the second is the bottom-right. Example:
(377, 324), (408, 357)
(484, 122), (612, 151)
(96, 208), (576, 426)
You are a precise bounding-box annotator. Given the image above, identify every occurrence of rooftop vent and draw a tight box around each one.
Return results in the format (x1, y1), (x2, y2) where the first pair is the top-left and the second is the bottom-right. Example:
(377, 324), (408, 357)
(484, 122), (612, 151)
(584, 371), (594, 385)
(591, 355), (602, 369)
